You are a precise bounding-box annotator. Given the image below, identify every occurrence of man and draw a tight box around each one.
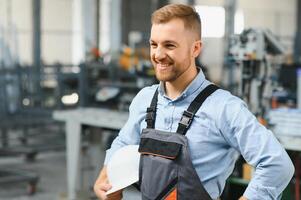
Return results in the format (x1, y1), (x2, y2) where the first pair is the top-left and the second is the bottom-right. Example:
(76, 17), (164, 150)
(94, 4), (294, 200)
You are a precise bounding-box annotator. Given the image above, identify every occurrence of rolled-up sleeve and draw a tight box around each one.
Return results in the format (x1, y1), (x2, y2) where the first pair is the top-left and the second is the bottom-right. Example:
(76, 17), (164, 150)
(221, 96), (294, 200)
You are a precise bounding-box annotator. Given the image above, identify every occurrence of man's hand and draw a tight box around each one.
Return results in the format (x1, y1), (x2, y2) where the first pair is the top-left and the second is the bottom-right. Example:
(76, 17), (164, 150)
(93, 166), (123, 200)
(238, 196), (248, 200)
(94, 181), (111, 200)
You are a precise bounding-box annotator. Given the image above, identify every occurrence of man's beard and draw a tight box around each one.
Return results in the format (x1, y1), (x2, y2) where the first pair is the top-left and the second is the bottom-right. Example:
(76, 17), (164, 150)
(154, 64), (177, 82)
(152, 57), (191, 82)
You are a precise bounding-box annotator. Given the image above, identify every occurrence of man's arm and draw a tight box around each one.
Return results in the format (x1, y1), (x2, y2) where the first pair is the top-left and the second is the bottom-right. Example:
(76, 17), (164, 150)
(93, 166), (123, 200)
(103, 87), (153, 165)
(220, 96), (294, 200)
(94, 86), (156, 199)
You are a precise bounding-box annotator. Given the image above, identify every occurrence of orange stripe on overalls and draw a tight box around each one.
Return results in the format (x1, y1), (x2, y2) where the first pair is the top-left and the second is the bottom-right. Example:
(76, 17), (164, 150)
(165, 188), (177, 200)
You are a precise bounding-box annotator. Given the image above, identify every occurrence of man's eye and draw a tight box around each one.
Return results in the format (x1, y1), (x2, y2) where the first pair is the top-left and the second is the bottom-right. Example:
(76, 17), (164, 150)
(166, 44), (175, 48)
(150, 43), (157, 48)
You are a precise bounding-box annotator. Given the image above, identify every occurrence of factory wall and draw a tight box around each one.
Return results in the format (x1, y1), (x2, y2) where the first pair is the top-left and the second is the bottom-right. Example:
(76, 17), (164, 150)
(0, 0), (73, 65)
(0, 0), (297, 83)
(0, 0), (32, 65)
(42, 0), (73, 64)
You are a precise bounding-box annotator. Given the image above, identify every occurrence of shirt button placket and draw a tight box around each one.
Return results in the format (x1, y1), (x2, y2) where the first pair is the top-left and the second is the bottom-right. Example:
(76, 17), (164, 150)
(165, 102), (172, 130)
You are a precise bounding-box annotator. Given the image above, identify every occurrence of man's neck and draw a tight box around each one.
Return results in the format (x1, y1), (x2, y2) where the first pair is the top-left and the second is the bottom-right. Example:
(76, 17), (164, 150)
(164, 66), (198, 100)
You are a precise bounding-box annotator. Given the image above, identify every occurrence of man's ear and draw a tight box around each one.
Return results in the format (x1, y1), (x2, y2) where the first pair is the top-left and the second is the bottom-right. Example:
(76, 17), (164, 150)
(192, 40), (202, 58)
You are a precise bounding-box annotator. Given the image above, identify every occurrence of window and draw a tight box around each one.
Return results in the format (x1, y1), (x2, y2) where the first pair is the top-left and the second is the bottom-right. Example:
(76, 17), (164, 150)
(235, 10), (244, 34)
(195, 6), (225, 38)
(195, 6), (244, 38)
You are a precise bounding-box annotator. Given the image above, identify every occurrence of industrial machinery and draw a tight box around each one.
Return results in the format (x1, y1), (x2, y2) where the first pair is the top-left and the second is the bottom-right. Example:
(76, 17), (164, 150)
(0, 63), (68, 194)
(229, 28), (286, 116)
(225, 29), (298, 200)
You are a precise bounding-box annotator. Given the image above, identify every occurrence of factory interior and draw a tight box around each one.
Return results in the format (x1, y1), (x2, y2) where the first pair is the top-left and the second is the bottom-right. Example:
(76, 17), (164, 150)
(0, 0), (301, 199)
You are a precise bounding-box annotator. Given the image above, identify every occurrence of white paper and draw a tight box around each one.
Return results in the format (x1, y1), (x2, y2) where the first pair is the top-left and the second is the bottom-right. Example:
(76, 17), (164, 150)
(106, 145), (140, 195)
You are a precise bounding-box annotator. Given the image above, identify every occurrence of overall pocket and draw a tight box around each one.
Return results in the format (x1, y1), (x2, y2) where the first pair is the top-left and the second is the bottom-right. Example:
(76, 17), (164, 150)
(139, 138), (182, 159)
(139, 138), (181, 199)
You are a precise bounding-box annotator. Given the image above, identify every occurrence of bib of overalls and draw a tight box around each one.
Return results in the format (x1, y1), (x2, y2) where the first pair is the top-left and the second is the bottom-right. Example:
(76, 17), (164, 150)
(138, 84), (219, 200)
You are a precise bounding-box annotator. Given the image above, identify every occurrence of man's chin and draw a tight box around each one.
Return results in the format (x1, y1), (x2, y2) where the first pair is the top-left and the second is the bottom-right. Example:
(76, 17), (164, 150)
(155, 74), (175, 82)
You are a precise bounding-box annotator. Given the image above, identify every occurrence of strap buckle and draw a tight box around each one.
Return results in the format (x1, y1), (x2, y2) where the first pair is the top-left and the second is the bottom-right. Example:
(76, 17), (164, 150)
(145, 107), (155, 121)
(179, 110), (194, 128)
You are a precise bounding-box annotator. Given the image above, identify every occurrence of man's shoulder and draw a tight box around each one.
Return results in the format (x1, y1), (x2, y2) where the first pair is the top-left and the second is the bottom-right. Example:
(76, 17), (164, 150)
(203, 87), (247, 124)
(136, 84), (159, 98)
(210, 87), (232, 101)
(133, 84), (159, 102)
(208, 87), (245, 108)
(130, 84), (159, 109)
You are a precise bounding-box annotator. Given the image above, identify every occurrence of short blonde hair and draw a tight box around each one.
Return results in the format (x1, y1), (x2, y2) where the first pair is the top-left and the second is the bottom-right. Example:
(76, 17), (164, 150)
(151, 4), (202, 39)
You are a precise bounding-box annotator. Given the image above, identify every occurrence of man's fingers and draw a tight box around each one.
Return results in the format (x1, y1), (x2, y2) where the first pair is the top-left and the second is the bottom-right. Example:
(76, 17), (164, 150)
(94, 167), (112, 200)
(94, 182), (112, 200)
(100, 182), (112, 191)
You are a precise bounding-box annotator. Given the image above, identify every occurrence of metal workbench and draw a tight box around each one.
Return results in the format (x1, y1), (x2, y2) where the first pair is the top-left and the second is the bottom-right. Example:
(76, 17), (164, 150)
(53, 108), (128, 200)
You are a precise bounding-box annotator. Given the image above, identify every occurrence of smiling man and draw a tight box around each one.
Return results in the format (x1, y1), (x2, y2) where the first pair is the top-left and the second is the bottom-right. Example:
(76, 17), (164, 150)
(94, 4), (294, 200)
(150, 17), (200, 100)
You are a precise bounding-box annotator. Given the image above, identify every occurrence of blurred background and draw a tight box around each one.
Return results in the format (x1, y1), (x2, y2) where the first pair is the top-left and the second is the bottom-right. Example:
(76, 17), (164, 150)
(0, 0), (300, 199)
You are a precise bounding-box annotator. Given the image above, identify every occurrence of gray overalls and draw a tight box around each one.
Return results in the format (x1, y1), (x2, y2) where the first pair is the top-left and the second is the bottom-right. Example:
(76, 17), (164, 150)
(138, 84), (219, 200)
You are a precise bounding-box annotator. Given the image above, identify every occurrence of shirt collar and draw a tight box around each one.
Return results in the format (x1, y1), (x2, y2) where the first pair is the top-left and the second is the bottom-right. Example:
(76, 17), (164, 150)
(158, 68), (206, 100)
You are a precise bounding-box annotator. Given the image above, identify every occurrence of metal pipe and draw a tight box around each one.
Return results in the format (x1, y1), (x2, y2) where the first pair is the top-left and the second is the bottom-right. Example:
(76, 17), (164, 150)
(224, 0), (237, 90)
(96, 0), (100, 50)
(294, 0), (301, 63)
(32, 0), (41, 104)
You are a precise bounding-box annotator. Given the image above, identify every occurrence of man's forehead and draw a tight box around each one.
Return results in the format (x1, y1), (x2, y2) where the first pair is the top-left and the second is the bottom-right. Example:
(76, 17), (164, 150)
(150, 20), (186, 40)
(151, 19), (185, 31)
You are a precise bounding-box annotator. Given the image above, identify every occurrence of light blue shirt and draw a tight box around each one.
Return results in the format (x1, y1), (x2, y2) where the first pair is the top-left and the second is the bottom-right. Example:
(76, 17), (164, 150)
(104, 69), (294, 200)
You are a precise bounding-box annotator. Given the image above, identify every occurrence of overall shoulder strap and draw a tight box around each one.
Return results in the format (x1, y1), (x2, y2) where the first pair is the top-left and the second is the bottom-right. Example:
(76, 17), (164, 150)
(145, 88), (159, 129)
(176, 84), (219, 135)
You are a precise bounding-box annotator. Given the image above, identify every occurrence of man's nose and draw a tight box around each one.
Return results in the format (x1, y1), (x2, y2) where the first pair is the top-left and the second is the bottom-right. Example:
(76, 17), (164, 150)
(154, 47), (166, 60)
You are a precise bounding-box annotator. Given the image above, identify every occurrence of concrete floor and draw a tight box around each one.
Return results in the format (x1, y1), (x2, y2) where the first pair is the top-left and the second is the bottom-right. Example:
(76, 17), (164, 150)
(0, 123), (142, 200)
(0, 151), (67, 200)
(0, 149), (140, 200)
